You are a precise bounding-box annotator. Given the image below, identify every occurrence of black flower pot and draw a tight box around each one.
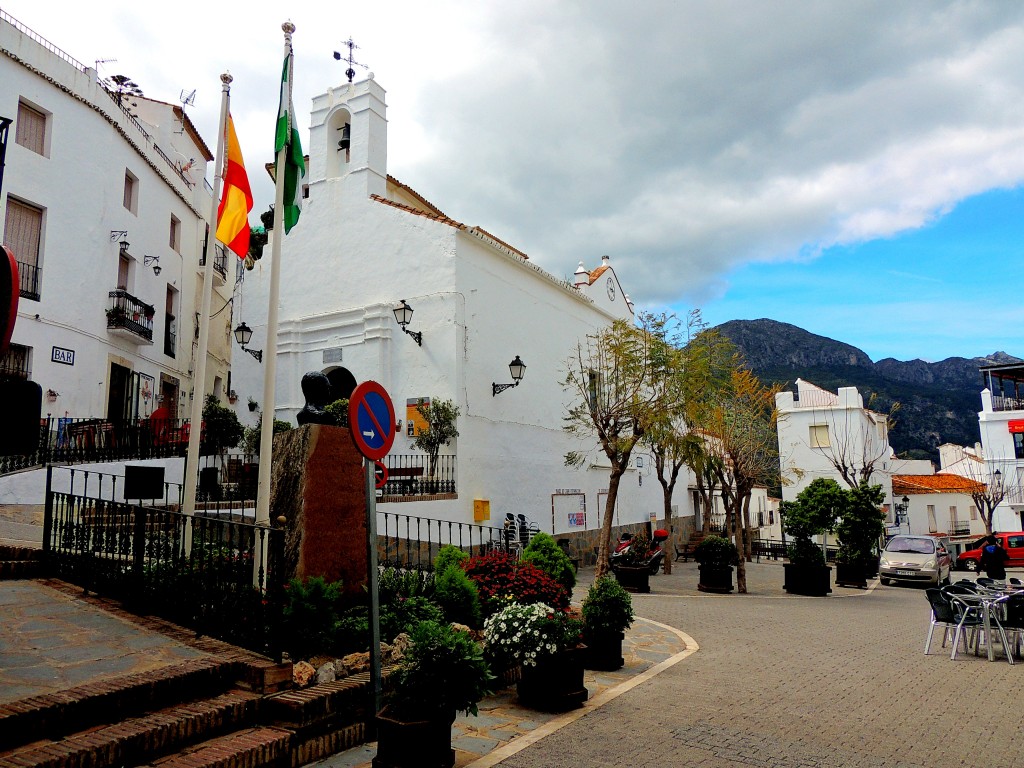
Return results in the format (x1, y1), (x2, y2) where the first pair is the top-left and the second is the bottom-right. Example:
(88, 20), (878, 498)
(698, 564), (734, 593)
(783, 563), (832, 596)
(373, 707), (456, 768)
(517, 645), (589, 712)
(612, 565), (650, 593)
(583, 631), (624, 671)
(835, 561), (868, 589)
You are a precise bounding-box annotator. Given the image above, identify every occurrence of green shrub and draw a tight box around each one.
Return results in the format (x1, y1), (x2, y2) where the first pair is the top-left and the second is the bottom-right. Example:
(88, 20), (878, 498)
(386, 620), (494, 719)
(202, 394), (244, 451)
(582, 576), (634, 640)
(325, 398), (350, 427)
(522, 531), (576, 593)
(333, 606), (369, 654)
(380, 596), (444, 642)
(434, 566), (482, 628)
(378, 567), (435, 604)
(693, 535), (737, 568)
(434, 544), (470, 574)
(282, 576), (344, 661)
(242, 416), (293, 455)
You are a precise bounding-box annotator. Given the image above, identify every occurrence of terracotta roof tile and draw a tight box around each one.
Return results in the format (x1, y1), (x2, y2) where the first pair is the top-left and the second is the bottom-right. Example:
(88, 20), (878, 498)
(893, 474), (986, 494)
(589, 264), (610, 284)
(370, 194), (466, 229)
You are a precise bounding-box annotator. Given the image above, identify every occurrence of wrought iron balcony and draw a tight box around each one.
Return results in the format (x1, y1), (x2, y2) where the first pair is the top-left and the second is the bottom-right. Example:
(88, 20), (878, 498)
(106, 289), (154, 343)
(17, 260), (40, 301)
(199, 246), (228, 285)
(948, 521), (971, 536)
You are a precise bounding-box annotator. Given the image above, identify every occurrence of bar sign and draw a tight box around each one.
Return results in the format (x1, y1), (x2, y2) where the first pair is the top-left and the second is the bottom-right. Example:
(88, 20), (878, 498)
(51, 346), (75, 366)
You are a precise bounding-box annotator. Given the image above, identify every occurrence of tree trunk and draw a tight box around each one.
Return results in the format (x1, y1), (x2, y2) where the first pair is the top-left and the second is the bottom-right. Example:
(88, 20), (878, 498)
(662, 482), (673, 574)
(741, 494), (753, 562)
(734, 510), (747, 594)
(595, 469), (624, 579)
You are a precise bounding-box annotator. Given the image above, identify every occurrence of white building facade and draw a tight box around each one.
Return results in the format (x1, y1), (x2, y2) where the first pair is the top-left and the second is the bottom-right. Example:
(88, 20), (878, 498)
(235, 76), (678, 540)
(0, 12), (232, 427)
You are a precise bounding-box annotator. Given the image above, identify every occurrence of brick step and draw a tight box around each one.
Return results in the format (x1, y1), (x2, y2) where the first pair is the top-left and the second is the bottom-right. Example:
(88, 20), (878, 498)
(144, 726), (292, 768)
(0, 690), (262, 768)
(264, 672), (371, 731)
(0, 559), (43, 579)
(0, 545), (43, 561)
(0, 657), (243, 752)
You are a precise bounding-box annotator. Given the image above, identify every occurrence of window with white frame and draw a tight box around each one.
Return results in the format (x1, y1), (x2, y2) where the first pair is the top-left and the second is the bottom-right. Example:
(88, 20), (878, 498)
(15, 101), (47, 156)
(927, 505), (937, 532)
(123, 170), (138, 214)
(809, 424), (830, 448)
(970, 505), (978, 521)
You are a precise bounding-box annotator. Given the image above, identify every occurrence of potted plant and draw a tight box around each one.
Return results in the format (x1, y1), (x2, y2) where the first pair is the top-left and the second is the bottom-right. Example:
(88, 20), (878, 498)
(374, 620), (494, 768)
(581, 576), (634, 670)
(835, 482), (887, 589)
(694, 534), (738, 594)
(484, 601), (588, 712)
(780, 478), (843, 596)
(611, 528), (653, 593)
(248, 396), (258, 412)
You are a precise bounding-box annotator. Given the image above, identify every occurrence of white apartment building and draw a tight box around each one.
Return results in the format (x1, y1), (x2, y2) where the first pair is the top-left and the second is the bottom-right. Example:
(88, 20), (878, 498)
(235, 75), (679, 540)
(0, 11), (233, 428)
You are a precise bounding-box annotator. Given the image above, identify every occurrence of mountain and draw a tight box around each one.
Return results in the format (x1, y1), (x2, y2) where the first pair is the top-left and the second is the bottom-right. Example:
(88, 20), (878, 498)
(714, 319), (1019, 460)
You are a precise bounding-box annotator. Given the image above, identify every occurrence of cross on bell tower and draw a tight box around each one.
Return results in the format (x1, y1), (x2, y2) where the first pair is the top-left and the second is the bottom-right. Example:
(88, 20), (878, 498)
(333, 37), (367, 83)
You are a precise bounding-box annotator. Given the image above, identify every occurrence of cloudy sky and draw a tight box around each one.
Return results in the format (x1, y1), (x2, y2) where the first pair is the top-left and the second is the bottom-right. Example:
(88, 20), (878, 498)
(5, 0), (1024, 362)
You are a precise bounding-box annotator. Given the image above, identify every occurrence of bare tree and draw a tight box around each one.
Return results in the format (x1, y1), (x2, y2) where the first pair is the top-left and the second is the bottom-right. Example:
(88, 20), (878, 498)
(564, 314), (670, 578)
(959, 459), (1007, 535)
(805, 391), (899, 489)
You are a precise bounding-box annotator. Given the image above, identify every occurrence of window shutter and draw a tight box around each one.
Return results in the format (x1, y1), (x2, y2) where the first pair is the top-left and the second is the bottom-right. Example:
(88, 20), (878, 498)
(3, 199), (43, 267)
(15, 103), (45, 155)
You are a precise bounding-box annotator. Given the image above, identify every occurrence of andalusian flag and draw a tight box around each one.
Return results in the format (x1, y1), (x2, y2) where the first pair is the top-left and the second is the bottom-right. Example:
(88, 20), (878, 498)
(275, 46), (305, 234)
(215, 114), (253, 258)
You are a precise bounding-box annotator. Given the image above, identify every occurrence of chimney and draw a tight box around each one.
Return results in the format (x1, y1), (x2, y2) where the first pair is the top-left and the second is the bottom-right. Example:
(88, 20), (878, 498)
(573, 261), (589, 289)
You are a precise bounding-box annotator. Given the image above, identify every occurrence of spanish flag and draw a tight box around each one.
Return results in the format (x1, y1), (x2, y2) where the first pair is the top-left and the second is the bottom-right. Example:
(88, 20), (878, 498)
(216, 114), (253, 259)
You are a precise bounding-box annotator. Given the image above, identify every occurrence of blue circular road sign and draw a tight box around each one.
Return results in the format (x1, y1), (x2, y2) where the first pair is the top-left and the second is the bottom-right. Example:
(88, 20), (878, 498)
(348, 381), (396, 461)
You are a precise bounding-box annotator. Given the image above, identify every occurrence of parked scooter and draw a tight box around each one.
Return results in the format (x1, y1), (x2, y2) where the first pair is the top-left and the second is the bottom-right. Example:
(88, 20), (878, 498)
(610, 529), (669, 575)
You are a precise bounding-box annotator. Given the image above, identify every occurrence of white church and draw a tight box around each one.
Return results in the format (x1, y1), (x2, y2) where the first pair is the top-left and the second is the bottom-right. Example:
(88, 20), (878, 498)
(235, 75), (679, 547)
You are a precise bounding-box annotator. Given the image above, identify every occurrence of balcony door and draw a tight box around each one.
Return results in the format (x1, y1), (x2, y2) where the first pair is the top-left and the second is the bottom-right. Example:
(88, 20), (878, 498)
(106, 363), (141, 422)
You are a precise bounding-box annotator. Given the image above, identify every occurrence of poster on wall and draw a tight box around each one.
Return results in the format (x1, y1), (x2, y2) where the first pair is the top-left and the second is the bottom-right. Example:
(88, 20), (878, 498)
(139, 374), (155, 417)
(552, 489), (586, 534)
(406, 397), (430, 436)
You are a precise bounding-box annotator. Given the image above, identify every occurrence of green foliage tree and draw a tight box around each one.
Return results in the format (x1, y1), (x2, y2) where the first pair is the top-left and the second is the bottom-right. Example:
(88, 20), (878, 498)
(202, 394), (244, 452)
(413, 399), (460, 477)
(521, 531), (576, 593)
(835, 482), (887, 565)
(781, 478), (847, 566)
(563, 313), (674, 578)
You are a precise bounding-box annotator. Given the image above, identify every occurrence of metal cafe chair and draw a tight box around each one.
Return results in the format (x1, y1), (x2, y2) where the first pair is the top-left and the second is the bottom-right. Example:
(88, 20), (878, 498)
(924, 588), (966, 655)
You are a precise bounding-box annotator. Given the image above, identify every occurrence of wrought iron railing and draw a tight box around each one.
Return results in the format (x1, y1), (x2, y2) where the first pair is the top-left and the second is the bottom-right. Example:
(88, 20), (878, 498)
(0, 343), (31, 379)
(377, 511), (512, 571)
(107, 289), (155, 341)
(948, 521), (971, 536)
(751, 538), (840, 563)
(42, 466), (284, 658)
(379, 454), (457, 497)
(17, 260), (40, 301)
(199, 247), (228, 280)
(0, 416), (252, 474)
(792, 389), (840, 408)
(991, 395), (1024, 413)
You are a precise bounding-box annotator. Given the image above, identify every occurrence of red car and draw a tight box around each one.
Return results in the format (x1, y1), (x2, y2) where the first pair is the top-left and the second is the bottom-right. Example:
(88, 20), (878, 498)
(956, 532), (1024, 572)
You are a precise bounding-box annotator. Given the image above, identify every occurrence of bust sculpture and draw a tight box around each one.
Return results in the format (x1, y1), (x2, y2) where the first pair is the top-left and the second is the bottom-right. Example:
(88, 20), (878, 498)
(296, 371), (340, 426)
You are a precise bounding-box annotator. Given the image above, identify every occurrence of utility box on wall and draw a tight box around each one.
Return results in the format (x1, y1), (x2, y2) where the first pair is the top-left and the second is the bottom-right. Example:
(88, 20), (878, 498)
(474, 498), (490, 522)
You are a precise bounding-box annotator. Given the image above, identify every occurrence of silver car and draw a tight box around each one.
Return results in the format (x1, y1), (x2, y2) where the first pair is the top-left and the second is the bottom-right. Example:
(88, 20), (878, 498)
(879, 535), (951, 587)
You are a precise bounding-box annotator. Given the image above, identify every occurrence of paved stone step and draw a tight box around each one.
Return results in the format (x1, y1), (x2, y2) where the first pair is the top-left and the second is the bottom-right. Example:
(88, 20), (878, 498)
(0, 559), (43, 579)
(144, 726), (292, 768)
(0, 657), (242, 752)
(0, 545), (43, 561)
(0, 690), (262, 768)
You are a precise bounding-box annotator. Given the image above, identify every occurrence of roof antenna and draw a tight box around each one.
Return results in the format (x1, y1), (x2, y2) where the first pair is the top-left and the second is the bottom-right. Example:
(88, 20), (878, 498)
(332, 37), (367, 83)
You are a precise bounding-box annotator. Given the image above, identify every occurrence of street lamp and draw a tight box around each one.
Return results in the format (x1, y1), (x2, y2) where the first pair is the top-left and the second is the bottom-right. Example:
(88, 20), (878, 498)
(233, 321), (263, 362)
(392, 299), (423, 346)
(492, 355), (526, 396)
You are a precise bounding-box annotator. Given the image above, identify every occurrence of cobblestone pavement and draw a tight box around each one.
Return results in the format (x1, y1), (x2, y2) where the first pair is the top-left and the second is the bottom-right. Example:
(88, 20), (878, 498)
(494, 561), (1024, 768)
(0, 581), (206, 704)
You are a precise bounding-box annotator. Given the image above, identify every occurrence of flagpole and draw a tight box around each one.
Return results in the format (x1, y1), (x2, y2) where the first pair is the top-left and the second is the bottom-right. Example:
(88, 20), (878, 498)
(183, 72), (232, 521)
(255, 22), (295, 528)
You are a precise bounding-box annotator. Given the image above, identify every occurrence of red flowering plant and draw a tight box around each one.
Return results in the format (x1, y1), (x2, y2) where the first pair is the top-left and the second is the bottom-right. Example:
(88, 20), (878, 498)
(463, 551), (569, 617)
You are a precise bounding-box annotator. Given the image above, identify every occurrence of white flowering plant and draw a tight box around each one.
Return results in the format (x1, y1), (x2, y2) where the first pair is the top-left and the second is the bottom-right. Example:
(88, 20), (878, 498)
(483, 601), (583, 668)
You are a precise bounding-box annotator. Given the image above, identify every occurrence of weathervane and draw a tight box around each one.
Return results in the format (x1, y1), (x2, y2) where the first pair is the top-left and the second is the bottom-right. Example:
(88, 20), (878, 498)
(333, 37), (367, 83)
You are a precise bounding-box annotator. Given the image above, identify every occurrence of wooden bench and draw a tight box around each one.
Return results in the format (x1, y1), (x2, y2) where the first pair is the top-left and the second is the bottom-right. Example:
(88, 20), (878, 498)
(386, 466), (424, 494)
(674, 543), (691, 562)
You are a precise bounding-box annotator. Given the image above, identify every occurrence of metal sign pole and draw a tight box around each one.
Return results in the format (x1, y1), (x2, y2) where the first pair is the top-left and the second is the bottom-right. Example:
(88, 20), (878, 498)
(365, 457), (382, 715)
